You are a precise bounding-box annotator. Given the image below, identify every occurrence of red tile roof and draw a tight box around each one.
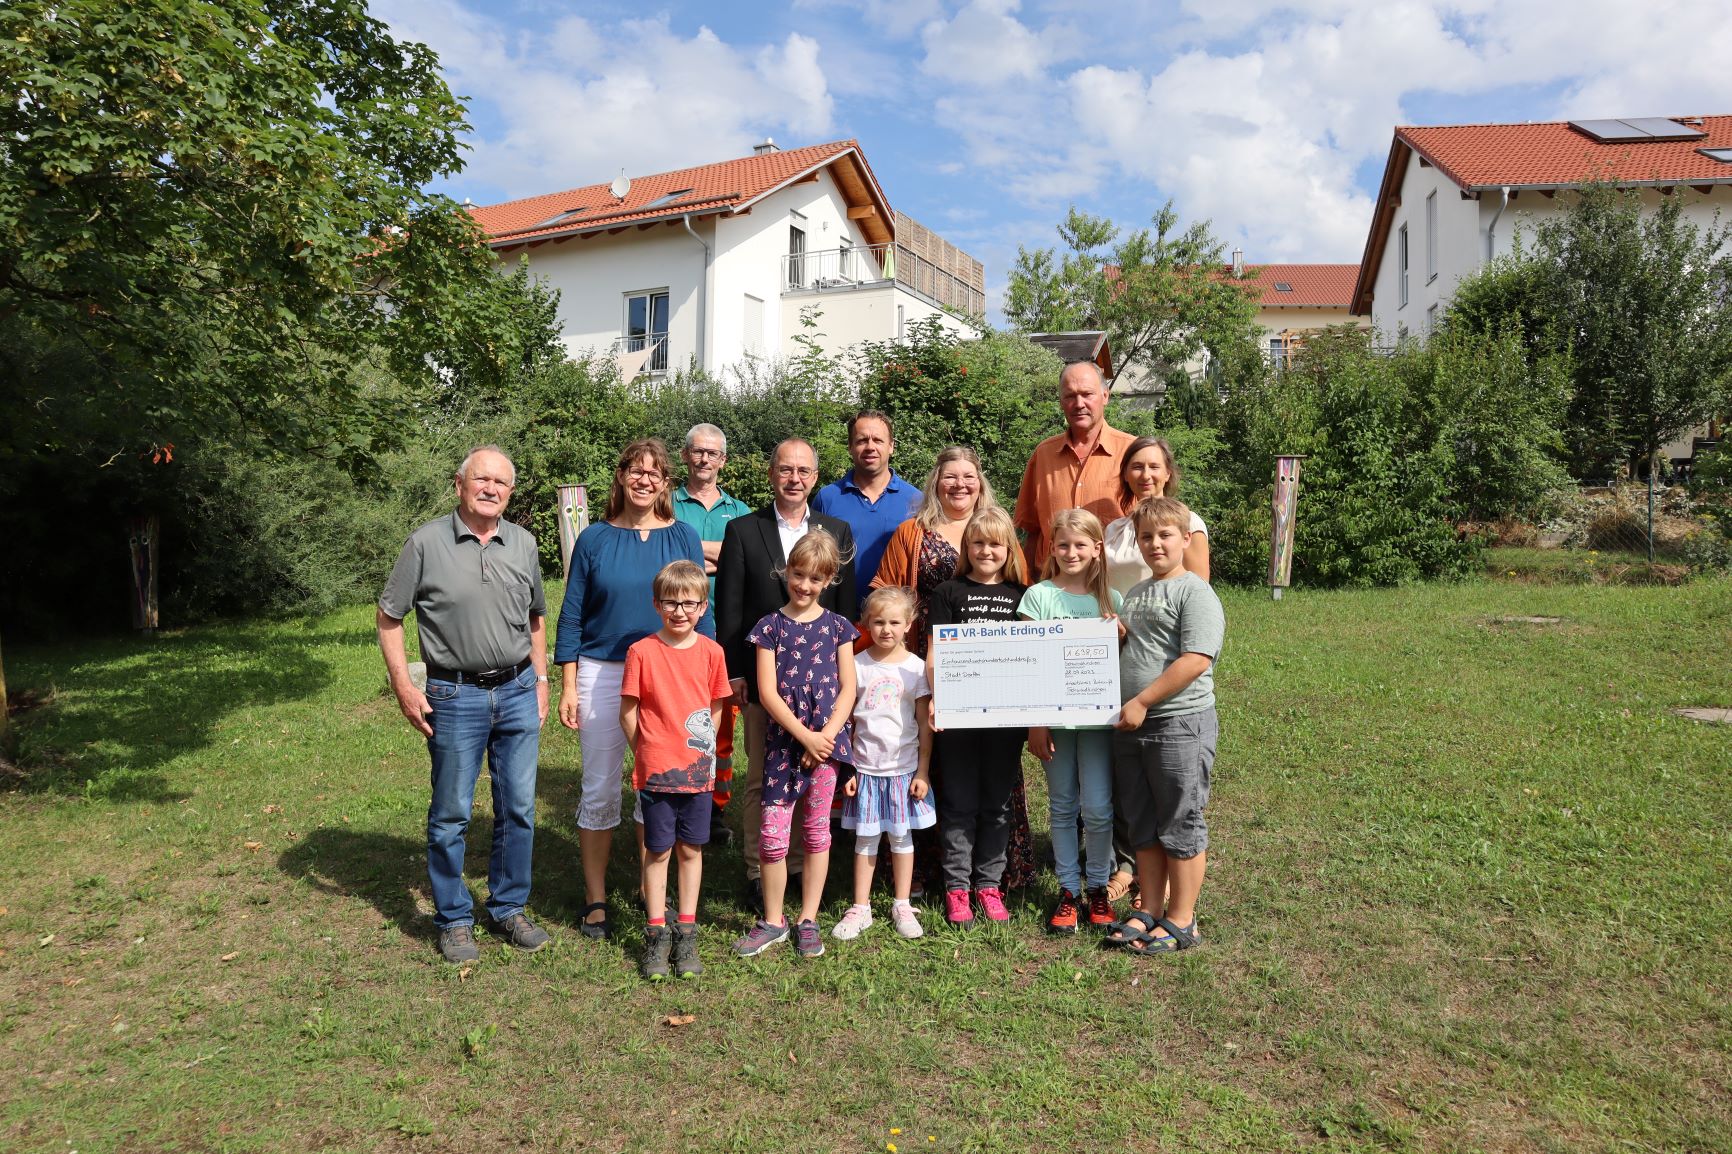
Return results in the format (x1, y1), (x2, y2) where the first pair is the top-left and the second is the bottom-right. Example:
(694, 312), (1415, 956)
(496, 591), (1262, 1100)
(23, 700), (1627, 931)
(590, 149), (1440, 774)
(1220, 263), (1359, 309)
(470, 140), (893, 249)
(1399, 115), (1732, 190)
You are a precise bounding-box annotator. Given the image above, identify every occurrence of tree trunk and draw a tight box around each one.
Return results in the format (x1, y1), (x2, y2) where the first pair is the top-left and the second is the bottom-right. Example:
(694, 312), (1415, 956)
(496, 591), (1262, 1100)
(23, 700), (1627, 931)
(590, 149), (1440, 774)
(0, 628), (11, 761)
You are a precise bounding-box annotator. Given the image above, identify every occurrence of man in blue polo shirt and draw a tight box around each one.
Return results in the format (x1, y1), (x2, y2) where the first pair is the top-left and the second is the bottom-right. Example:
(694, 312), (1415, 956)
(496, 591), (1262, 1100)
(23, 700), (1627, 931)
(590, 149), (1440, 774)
(811, 409), (922, 587)
(671, 423), (752, 832)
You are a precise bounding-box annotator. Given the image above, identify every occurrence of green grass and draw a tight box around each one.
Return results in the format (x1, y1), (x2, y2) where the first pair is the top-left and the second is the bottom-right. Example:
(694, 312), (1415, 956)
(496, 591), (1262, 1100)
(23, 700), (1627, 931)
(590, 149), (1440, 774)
(2, 577), (1729, 1152)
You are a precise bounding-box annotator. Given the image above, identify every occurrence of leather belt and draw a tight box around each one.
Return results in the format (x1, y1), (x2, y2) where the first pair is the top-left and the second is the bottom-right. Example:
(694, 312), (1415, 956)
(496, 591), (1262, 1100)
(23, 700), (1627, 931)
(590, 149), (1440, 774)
(425, 657), (533, 689)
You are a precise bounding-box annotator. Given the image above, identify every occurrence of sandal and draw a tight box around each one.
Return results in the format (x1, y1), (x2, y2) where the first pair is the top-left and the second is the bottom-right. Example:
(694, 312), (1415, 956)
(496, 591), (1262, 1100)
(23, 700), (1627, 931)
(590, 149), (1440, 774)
(1124, 916), (1200, 955)
(578, 901), (611, 940)
(1104, 870), (1136, 904)
(1102, 909), (1160, 950)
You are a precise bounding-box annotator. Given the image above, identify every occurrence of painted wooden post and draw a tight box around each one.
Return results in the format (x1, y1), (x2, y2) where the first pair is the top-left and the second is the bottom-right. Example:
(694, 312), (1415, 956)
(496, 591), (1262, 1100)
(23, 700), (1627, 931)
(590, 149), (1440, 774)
(556, 484), (590, 582)
(126, 514), (160, 634)
(1269, 456), (1305, 600)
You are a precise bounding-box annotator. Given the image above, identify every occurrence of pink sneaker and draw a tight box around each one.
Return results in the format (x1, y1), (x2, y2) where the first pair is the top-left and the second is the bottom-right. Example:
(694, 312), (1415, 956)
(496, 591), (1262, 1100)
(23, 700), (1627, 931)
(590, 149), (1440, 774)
(974, 887), (1010, 923)
(944, 889), (974, 928)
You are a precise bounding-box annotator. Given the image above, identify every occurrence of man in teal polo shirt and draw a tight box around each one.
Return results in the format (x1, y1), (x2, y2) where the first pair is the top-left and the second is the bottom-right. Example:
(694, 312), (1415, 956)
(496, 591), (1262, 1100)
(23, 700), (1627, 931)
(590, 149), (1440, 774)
(811, 409), (922, 587)
(671, 423), (752, 829)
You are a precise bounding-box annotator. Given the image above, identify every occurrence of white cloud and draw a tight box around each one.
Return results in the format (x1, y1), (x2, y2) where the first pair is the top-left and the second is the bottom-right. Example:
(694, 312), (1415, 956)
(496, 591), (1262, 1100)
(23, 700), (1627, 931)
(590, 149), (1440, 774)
(794, 0), (945, 39)
(919, 0), (1063, 86)
(375, 3), (835, 199)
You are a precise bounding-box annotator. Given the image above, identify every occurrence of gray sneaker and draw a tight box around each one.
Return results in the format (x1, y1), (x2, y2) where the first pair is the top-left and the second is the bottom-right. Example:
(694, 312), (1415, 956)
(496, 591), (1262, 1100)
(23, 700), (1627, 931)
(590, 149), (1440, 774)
(640, 924), (672, 981)
(671, 923), (703, 979)
(438, 924), (480, 964)
(492, 912), (550, 952)
(792, 919), (825, 958)
(733, 919), (790, 958)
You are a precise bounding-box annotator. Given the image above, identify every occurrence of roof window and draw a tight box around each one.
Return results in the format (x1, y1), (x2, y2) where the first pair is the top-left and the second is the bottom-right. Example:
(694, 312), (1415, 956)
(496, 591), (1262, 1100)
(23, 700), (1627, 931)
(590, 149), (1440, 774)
(1699, 148), (1732, 164)
(644, 188), (697, 208)
(1274, 282), (1293, 292)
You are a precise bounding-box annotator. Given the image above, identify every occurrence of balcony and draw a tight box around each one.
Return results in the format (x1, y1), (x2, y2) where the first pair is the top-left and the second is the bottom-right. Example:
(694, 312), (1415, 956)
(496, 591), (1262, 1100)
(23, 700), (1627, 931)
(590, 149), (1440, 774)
(782, 242), (985, 316)
(612, 334), (668, 375)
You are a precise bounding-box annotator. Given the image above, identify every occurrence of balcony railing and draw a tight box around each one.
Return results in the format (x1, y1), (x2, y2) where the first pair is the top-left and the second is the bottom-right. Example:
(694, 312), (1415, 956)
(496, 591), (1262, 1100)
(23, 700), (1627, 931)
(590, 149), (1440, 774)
(612, 334), (668, 374)
(782, 242), (985, 316)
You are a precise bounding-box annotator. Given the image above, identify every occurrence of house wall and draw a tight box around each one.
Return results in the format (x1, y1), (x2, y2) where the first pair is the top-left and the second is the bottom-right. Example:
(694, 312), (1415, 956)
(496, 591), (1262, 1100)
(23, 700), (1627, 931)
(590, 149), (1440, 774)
(1371, 167), (1732, 341)
(506, 221), (712, 369)
(778, 283), (972, 356)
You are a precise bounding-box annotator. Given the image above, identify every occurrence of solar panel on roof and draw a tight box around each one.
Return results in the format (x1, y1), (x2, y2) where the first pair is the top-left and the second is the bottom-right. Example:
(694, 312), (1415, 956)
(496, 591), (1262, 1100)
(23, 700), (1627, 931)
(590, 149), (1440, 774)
(1570, 119), (1653, 142)
(1698, 148), (1732, 163)
(1618, 117), (1706, 141)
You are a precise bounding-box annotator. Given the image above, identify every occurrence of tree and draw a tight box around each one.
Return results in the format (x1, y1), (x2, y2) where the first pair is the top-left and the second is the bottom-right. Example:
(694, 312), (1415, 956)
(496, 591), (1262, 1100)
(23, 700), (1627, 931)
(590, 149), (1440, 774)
(0, 0), (548, 472)
(1448, 186), (1732, 477)
(1003, 205), (1261, 389)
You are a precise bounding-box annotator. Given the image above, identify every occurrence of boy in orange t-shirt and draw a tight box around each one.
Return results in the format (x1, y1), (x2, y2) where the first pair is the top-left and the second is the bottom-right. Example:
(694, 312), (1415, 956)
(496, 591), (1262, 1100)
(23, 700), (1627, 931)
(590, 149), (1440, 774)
(622, 561), (733, 980)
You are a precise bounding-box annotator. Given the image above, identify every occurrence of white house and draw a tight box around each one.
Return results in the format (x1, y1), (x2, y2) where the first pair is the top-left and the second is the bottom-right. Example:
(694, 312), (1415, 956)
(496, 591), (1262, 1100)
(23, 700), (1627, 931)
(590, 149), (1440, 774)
(469, 140), (983, 378)
(1352, 114), (1732, 343)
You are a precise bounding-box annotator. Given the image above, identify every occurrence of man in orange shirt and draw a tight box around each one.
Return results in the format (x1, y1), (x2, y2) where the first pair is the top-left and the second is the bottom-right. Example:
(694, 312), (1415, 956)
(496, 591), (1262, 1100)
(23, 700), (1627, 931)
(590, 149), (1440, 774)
(1013, 361), (1137, 575)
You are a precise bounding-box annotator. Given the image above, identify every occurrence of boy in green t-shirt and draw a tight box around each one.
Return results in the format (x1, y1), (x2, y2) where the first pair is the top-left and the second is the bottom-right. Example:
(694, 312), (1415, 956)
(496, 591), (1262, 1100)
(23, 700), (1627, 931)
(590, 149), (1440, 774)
(1109, 497), (1225, 954)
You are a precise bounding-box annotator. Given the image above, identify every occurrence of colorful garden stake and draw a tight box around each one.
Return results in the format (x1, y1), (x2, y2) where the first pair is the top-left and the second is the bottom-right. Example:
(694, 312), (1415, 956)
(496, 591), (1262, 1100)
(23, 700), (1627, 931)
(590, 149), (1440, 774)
(1268, 456), (1304, 600)
(556, 484), (590, 581)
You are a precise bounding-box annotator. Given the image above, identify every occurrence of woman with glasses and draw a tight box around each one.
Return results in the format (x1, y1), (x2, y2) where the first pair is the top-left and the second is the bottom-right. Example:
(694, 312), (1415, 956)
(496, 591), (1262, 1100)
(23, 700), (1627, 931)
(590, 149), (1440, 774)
(556, 438), (711, 939)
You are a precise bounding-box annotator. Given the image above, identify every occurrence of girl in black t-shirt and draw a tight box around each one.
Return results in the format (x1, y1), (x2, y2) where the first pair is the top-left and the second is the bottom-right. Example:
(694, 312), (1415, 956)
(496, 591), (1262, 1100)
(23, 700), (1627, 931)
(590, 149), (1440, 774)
(926, 506), (1034, 927)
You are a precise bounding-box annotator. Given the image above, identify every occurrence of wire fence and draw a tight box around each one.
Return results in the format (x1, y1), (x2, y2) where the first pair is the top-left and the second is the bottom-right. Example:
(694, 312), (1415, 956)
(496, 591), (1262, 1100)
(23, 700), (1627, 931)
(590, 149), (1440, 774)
(1484, 477), (1732, 575)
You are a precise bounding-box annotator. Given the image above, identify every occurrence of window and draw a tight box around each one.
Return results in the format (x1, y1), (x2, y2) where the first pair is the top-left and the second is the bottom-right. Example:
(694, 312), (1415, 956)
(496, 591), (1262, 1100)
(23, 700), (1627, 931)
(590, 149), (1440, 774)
(1426, 303), (1438, 336)
(838, 236), (853, 281)
(1425, 191), (1437, 282)
(896, 303), (905, 339)
(624, 290), (669, 373)
(1268, 336), (1288, 369)
(787, 224), (806, 288)
(1398, 223), (1409, 308)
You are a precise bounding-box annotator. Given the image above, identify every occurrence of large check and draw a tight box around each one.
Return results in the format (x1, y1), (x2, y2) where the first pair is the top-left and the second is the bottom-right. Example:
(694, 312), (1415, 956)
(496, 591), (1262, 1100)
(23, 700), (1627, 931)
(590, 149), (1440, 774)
(930, 617), (1121, 729)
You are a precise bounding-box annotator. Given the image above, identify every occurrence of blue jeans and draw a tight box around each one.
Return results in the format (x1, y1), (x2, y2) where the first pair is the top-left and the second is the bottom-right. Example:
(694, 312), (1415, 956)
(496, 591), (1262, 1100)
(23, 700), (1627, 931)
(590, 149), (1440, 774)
(1043, 729), (1114, 895)
(425, 666), (541, 929)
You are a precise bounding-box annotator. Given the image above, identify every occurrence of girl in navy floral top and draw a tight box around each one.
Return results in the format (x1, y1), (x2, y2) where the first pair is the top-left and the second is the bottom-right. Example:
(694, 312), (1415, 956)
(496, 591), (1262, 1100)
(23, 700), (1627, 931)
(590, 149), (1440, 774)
(733, 531), (858, 960)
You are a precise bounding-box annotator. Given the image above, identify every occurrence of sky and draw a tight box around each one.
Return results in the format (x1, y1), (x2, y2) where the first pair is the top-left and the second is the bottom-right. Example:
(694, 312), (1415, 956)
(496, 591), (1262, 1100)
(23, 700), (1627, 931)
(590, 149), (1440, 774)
(374, 0), (1732, 316)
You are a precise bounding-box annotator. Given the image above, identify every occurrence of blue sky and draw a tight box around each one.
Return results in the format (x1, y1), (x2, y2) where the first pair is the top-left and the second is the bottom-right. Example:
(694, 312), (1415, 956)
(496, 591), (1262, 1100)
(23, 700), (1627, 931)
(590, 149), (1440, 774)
(376, 0), (1729, 314)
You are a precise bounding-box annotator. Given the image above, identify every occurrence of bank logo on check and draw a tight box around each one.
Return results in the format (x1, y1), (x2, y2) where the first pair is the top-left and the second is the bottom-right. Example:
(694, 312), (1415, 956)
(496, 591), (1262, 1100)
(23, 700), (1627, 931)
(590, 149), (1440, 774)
(937, 627), (959, 641)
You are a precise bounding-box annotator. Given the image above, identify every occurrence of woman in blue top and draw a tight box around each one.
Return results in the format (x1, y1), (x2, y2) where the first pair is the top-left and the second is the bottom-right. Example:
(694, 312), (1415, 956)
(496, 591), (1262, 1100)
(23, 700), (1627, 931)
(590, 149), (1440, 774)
(557, 438), (710, 938)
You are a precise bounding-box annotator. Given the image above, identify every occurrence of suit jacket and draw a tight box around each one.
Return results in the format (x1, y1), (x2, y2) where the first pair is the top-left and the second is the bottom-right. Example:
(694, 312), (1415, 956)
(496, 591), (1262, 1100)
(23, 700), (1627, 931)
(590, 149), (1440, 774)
(715, 507), (858, 698)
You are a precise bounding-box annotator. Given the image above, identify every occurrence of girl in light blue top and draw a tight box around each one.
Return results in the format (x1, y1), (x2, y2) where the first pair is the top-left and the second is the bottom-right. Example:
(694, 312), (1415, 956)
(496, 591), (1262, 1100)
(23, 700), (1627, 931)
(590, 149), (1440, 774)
(1017, 508), (1122, 934)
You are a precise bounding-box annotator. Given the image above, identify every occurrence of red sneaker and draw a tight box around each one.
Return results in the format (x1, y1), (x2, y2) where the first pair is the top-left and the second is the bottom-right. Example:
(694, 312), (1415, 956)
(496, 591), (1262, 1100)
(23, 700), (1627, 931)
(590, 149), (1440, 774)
(1086, 887), (1115, 928)
(1046, 889), (1081, 934)
(944, 889), (974, 928)
(974, 887), (1010, 923)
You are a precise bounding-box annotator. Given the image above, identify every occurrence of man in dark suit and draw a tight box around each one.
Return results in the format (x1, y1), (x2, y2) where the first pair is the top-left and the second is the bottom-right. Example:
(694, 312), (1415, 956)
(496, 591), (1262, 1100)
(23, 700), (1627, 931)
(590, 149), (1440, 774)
(716, 437), (858, 900)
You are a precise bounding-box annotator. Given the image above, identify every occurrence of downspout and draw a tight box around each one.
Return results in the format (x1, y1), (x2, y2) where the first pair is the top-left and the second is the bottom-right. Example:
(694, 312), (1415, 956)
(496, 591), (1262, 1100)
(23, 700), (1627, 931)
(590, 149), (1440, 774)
(1483, 186), (1511, 262)
(682, 214), (711, 372)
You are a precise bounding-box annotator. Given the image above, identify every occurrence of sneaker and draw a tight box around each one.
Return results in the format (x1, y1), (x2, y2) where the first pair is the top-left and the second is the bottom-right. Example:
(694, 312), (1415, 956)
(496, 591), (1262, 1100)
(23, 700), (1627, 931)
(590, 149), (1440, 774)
(792, 919), (825, 957)
(640, 924), (672, 980)
(832, 904), (874, 940)
(944, 889), (975, 928)
(1046, 889), (1081, 935)
(671, 923), (703, 979)
(733, 919), (790, 958)
(492, 912), (551, 952)
(437, 924), (480, 964)
(1086, 887), (1115, 928)
(974, 887), (1011, 923)
(889, 901), (924, 939)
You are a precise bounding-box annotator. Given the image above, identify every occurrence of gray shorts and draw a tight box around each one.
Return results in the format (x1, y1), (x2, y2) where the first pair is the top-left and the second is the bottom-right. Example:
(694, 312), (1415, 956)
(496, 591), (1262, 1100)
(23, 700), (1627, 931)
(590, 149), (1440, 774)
(1111, 707), (1216, 859)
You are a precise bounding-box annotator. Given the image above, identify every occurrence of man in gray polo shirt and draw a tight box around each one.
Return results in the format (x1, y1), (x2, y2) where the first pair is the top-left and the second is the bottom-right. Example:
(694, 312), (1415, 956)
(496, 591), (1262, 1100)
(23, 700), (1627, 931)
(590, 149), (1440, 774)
(378, 445), (552, 963)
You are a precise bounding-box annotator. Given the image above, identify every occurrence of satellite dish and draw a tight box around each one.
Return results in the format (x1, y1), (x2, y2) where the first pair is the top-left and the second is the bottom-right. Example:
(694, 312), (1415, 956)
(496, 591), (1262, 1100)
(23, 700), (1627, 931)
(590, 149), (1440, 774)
(610, 170), (630, 201)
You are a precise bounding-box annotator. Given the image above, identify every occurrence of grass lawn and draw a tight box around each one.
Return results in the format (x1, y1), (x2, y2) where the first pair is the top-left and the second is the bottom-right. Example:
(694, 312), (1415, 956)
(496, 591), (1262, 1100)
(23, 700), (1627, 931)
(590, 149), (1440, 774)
(1, 576), (1728, 1153)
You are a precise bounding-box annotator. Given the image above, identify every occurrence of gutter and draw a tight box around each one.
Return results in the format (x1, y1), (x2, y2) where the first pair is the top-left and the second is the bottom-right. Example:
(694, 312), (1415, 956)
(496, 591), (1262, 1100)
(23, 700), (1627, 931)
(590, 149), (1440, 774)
(1484, 186), (1511, 262)
(682, 213), (711, 372)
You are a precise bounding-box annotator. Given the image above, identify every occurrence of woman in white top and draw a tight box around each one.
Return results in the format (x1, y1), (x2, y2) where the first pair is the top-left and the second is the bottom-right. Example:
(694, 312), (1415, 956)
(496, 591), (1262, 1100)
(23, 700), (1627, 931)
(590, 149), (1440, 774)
(1103, 435), (1210, 596)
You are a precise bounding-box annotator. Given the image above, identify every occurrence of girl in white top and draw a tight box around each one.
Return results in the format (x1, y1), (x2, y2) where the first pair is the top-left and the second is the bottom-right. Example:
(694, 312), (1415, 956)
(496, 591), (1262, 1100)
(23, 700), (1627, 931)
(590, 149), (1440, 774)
(833, 586), (936, 941)
(1104, 436), (1209, 596)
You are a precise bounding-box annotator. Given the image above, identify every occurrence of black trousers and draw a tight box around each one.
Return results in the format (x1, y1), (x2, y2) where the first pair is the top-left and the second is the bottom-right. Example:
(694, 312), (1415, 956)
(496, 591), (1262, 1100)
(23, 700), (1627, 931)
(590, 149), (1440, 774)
(936, 728), (1026, 892)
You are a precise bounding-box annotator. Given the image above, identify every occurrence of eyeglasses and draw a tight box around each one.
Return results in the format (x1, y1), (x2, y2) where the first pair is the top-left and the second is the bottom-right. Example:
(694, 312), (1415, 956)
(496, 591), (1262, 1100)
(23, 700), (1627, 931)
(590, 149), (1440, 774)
(657, 599), (705, 614)
(625, 467), (665, 483)
(773, 466), (817, 480)
(686, 448), (725, 461)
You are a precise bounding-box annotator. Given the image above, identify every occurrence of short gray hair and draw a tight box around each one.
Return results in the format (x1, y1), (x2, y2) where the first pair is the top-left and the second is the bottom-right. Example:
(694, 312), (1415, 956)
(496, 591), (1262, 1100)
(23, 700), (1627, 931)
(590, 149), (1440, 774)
(456, 444), (517, 486)
(1060, 360), (1106, 392)
(684, 423), (728, 454)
